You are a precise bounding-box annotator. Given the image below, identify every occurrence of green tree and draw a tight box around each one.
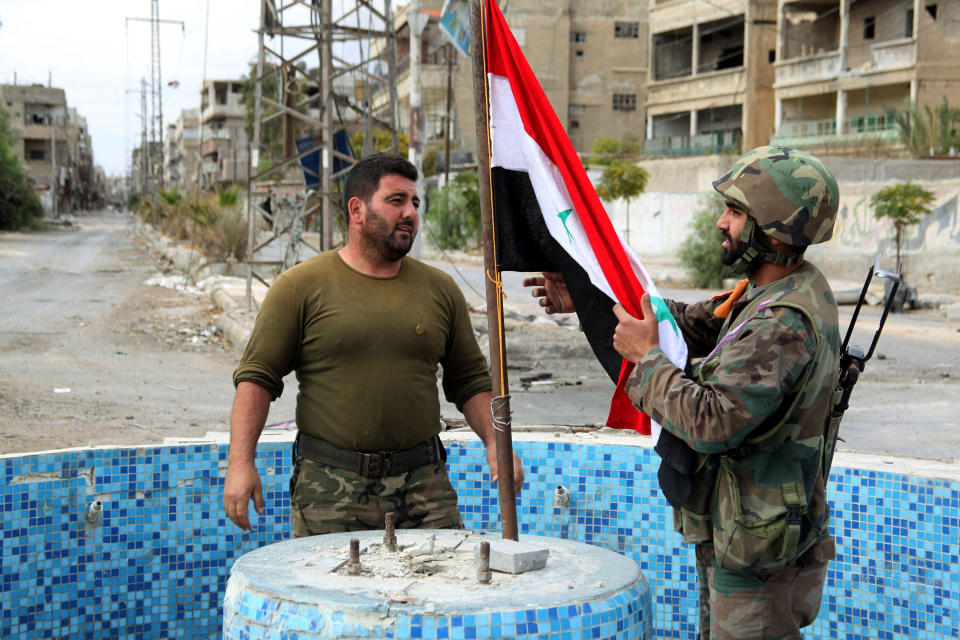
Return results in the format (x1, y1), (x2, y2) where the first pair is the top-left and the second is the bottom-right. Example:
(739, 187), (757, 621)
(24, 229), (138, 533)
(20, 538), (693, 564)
(678, 193), (737, 288)
(349, 129), (409, 158)
(426, 171), (481, 250)
(591, 137), (621, 155)
(889, 98), (960, 158)
(870, 181), (935, 272)
(0, 102), (44, 230)
(595, 160), (649, 244)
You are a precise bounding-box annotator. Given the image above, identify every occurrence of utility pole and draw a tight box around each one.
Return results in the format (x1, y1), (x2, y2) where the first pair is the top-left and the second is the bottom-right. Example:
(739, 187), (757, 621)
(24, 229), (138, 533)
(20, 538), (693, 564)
(126, 8), (184, 197)
(140, 78), (149, 195)
(444, 43), (453, 187)
(408, 0), (428, 257)
(50, 108), (57, 216)
(151, 0), (163, 189)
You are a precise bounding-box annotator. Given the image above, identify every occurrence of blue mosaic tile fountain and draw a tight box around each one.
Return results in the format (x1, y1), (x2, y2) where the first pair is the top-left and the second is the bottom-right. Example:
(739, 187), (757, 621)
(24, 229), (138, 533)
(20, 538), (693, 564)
(1, 432), (958, 639)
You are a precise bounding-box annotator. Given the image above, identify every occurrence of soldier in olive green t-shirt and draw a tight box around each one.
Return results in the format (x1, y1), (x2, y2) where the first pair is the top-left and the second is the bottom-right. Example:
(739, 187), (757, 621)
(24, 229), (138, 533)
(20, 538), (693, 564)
(233, 251), (491, 452)
(222, 153), (524, 536)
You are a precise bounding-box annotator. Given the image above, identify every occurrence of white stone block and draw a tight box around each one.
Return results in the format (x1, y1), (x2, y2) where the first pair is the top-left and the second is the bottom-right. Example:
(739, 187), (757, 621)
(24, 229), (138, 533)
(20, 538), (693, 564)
(475, 539), (549, 574)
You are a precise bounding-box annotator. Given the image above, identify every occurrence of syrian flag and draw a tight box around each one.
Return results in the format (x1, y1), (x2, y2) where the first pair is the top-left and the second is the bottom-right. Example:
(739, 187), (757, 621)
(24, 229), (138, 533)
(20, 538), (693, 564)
(481, 0), (687, 437)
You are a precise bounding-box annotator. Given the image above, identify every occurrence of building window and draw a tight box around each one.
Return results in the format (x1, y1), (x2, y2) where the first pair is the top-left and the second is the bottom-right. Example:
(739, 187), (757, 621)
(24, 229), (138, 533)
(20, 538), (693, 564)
(768, 49), (776, 63)
(926, 4), (937, 20)
(570, 31), (586, 43)
(906, 9), (914, 36)
(29, 149), (45, 161)
(216, 87), (227, 105)
(570, 120), (580, 129)
(569, 104), (586, 116)
(575, 49), (585, 58)
(864, 16), (875, 39)
(612, 94), (637, 111)
(614, 22), (639, 39)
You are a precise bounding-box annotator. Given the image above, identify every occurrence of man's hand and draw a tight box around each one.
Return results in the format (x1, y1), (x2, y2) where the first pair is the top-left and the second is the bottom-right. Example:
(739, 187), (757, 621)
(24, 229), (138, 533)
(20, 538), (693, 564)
(223, 461), (264, 530)
(224, 381), (271, 530)
(484, 441), (525, 496)
(522, 272), (574, 314)
(613, 295), (660, 363)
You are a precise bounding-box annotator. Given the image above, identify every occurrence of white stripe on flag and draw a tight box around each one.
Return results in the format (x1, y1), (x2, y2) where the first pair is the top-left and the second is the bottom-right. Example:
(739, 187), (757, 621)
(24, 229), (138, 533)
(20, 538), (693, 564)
(489, 73), (616, 302)
(489, 70), (688, 443)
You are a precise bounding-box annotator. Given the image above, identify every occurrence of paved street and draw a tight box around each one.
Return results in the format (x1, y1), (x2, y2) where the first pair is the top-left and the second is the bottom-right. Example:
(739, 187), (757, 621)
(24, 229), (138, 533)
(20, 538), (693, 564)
(1, 212), (958, 462)
(428, 257), (960, 462)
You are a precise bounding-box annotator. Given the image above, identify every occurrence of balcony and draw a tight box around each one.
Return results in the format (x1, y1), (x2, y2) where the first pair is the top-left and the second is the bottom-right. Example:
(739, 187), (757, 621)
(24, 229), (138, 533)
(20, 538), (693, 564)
(870, 38), (916, 71)
(775, 52), (842, 88)
(646, 69), (745, 109)
(771, 114), (900, 147)
(644, 129), (741, 156)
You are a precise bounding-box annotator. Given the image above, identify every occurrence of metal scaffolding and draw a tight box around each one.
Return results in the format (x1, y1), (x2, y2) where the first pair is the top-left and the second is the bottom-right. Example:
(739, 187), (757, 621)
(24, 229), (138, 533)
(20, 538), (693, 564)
(244, 0), (401, 309)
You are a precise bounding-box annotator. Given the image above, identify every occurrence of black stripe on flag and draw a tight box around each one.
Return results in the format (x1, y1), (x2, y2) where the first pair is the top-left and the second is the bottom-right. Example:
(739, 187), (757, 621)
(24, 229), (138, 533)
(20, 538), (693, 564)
(490, 167), (620, 384)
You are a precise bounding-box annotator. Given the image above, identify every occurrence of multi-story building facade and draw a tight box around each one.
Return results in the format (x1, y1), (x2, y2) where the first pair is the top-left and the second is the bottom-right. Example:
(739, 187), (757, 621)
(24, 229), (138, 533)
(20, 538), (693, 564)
(644, 0), (777, 156)
(1, 83), (101, 212)
(199, 80), (249, 188)
(770, 0), (960, 155)
(1, 84), (67, 207)
(166, 108), (201, 191)
(376, 0), (649, 160)
(64, 108), (97, 209)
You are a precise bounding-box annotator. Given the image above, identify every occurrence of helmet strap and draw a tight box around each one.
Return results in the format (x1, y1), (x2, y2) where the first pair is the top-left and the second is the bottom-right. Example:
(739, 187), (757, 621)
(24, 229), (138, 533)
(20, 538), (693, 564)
(730, 217), (802, 275)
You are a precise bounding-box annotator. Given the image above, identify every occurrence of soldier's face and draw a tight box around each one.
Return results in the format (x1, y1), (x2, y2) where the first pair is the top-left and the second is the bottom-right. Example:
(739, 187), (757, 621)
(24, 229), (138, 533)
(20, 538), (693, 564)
(359, 174), (420, 260)
(718, 202), (747, 265)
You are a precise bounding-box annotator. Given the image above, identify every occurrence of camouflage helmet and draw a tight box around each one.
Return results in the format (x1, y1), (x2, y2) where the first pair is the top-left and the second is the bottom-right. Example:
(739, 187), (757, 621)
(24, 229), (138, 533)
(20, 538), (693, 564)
(713, 145), (840, 247)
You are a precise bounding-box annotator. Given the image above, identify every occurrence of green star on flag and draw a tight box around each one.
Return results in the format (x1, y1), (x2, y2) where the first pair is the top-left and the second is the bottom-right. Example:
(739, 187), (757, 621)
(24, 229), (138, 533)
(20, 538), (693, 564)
(557, 208), (574, 243)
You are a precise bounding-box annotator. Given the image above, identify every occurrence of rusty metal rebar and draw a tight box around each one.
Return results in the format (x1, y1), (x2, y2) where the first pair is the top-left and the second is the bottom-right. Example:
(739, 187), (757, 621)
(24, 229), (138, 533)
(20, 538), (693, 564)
(384, 512), (397, 552)
(477, 540), (491, 584)
(348, 538), (360, 567)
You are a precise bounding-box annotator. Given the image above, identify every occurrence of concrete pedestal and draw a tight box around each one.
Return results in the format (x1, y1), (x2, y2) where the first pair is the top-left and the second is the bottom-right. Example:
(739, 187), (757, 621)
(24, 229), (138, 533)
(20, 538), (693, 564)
(223, 530), (652, 639)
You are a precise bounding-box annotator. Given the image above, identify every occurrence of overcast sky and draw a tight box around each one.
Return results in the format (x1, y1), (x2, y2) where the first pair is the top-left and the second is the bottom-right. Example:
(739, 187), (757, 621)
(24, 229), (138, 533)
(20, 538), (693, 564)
(0, 0), (261, 176)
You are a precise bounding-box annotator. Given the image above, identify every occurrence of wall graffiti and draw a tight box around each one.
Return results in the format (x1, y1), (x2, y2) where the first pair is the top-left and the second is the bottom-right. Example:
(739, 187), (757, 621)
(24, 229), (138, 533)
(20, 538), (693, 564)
(833, 190), (960, 255)
(601, 183), (960, 289)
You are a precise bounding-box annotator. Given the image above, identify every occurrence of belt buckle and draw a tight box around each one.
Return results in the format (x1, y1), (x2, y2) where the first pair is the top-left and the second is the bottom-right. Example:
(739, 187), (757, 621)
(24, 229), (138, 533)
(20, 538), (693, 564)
(360, 452), (393, 477)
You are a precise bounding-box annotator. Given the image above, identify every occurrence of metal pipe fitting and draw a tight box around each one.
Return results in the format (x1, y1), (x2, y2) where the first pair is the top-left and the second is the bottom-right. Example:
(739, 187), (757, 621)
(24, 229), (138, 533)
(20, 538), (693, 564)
(553, 484), (570, 508)
(85, 500), (103, 525)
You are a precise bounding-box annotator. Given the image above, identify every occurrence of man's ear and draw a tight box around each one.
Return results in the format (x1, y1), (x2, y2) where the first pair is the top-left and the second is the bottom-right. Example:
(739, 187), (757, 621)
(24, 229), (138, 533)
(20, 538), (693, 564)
(347, 196), (364, 225)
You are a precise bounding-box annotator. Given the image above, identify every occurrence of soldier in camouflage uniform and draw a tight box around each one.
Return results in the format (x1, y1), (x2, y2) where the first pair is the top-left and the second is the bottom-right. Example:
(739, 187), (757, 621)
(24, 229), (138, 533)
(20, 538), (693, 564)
(530, 146), (841, 639)
(223, 153), (524, 537)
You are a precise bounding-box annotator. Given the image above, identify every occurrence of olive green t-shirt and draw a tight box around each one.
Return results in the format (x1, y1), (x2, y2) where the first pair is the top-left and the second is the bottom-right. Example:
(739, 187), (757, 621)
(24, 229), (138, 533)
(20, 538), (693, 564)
(233, 251), (491, 451)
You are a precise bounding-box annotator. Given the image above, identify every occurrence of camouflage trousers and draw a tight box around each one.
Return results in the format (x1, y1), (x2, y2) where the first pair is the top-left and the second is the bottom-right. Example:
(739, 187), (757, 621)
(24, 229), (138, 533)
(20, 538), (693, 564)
(289, 455), (465, 538)
(695, 538), (834, 640)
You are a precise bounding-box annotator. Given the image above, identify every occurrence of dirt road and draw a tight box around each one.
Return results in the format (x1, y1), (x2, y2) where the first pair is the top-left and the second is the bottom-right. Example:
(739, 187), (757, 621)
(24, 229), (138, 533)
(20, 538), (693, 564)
(2, 211), (958, 462)
(0, 211), (295, 454)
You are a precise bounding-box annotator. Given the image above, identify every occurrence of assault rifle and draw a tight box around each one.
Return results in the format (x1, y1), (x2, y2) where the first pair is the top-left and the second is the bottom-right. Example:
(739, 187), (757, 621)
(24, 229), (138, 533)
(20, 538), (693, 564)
(823, 255), (902, 478)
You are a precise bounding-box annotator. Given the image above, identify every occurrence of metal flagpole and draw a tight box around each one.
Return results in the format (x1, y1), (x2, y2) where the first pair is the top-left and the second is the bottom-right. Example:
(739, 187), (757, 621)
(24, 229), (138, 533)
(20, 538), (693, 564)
(469, 0), (518, 542)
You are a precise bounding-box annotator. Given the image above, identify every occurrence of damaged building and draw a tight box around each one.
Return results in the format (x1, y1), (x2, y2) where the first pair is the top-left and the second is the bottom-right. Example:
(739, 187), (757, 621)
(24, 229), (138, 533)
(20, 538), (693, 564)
(771, 0), (960, 155)
(644, 0), (777, 156)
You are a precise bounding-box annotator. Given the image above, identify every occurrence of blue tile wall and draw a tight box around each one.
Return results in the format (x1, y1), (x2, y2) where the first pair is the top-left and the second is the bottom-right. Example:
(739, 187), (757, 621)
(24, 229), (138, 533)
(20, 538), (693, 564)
(1, 438), (958, 639)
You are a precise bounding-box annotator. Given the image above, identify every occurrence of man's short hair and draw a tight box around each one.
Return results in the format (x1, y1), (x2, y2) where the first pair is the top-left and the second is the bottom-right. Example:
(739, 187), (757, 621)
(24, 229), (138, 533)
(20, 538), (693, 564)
(343, 152), (417, 208)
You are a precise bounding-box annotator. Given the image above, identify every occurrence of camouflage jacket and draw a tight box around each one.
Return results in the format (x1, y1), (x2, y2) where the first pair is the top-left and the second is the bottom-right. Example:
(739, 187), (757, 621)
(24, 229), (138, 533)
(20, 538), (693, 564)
(626, 261), (840, 575)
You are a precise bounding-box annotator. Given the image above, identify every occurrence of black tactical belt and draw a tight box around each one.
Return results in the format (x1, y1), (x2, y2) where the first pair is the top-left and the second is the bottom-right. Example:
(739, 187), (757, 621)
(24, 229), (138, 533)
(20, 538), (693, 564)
(295, 432), (445, 478)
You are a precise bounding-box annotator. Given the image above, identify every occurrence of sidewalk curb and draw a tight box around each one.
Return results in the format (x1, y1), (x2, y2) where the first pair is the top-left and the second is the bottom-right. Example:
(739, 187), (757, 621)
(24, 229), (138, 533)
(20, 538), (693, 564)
(215, 309), (252, 350)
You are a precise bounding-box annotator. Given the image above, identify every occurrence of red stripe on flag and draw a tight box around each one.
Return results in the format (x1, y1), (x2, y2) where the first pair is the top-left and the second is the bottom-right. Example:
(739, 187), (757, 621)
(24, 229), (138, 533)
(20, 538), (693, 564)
(484, 0), (649, 432)
(484, 0), (642, 315)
